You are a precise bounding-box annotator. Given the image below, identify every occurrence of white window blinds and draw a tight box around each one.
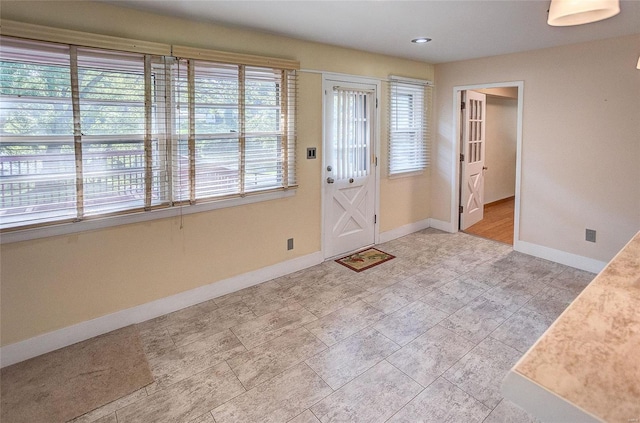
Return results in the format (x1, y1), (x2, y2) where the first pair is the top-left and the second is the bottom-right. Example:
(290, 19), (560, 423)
(0, 36), (297, 231)
(388, 76), (432, 175)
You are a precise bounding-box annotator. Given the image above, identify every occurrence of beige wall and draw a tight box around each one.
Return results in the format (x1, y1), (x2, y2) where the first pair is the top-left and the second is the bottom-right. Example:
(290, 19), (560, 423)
(433, 34), (640, 262)
(484, 96), (517, 204)
(0, 1), (433, 346)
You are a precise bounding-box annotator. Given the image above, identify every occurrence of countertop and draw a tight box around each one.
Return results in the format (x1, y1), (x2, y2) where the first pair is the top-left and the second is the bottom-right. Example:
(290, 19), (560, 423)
(502, 231), (640, 423)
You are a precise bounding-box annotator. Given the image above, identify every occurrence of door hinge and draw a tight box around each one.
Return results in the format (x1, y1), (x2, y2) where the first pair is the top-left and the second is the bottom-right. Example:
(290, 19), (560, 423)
(460, 154), (464, 162)
(461, 101), (466, 110)
(375, 157), (378, 166)
(376, 98), (378, 108)
(459, 206), (463, 214)
(374, 214), (377, 224)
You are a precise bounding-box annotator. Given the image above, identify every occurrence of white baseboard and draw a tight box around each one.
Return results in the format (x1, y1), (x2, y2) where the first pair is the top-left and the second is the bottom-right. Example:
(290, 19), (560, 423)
(379, 218), (431, 244)
(0, 251), (324, 368)
(429, 218), (456, 233)
(514, 240), (606, 273)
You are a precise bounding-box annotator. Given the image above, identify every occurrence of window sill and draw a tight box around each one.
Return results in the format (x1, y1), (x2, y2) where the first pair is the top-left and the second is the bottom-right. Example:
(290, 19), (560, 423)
(1, 189), (297, 244)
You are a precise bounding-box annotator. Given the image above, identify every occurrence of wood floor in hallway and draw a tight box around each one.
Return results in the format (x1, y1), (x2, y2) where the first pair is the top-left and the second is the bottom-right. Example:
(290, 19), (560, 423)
(464, 197), (515, 245)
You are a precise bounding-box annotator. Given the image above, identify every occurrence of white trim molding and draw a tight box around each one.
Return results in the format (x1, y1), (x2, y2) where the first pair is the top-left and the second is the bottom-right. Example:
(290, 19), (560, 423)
(514, 240), (606, 273)
(450, 81), (524, 242)
(429, 218), (456, 233)
(379, 218), (431, 244)
(0, 250), (323, 368)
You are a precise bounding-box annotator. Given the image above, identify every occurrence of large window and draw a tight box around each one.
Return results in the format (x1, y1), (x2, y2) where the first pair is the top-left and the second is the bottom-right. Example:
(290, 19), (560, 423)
(388, 77), (431, 176)
(0, 36), (297, 231)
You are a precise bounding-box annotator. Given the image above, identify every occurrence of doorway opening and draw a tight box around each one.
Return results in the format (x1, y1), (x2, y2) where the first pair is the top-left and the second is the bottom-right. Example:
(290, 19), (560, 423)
(453, 83), (523, 245)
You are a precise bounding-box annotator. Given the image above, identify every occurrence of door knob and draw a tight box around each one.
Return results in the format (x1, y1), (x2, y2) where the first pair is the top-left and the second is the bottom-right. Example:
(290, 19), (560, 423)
(349, 178), (354, 183)
(482, 166), (488, 170)
(327, 177), (335, 184)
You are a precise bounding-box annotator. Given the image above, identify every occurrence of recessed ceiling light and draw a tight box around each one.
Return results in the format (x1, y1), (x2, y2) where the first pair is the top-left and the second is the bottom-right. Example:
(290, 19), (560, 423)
(411, 37), (432, 44)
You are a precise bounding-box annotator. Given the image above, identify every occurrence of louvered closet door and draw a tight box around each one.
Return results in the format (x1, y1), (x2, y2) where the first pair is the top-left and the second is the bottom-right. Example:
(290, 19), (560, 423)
(323, 82), (376, 258)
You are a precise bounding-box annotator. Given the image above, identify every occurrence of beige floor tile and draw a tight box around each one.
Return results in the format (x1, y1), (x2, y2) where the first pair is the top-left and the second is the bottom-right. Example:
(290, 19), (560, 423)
(305, 327), (399, 390)
(482, 282), (540, 312)
(387, 325), (475, 388)
(189, 412), (215, 423)
(443, 337), (521, 409)
(136, 326), (176, 359)
(490, 307), (554, 353)
(523, 285), (576, 321)
(145, 329), (246, 393)
(69, 388), (148, 423)
(288, 410), (321, 423)
(240, 285), (301, 317)
(373, 300), (448, 346)
(483, 399), (542, 423)
(440, 295), (513, 343)
(91, 414), (117, 423)
(116, 362), (244, 423)
(304, 300), (384, 346)
(349, 267), (410, 293)
(546, 267), (595, 297)
(166, 302), (255, 347)
(297, 282), (369, 317)
(362, 279), (427, 314)
(388, 377), (490, 423)
(231, 303), (317, 349)
(212, 363), (332, 423)
(137, 302), (212, 332)
(310, 360), (422, 422)
(421, 279), (486, 314)
(213, 279), (283, 307)
(228, 327), (327, 389)
(409, 266), (459, 290)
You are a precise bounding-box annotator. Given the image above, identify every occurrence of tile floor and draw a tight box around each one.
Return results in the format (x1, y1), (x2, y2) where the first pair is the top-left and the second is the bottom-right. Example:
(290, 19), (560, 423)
(69, 229), (595, 423)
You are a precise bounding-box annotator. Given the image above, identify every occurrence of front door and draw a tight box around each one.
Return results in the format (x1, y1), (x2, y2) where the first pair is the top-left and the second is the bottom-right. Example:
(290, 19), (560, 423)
(323, 80), (377, 258)
(460, 90), (487, 230)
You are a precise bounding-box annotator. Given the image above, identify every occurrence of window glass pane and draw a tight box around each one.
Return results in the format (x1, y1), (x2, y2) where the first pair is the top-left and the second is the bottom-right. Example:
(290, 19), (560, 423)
(245, 67), (280, 134)
(77, 48), (147, 215)
(389, 81), (427, 175)
(0, 38), (76, 228)
(245, 136), (280, 192)
(191, 62), (241, 199)
(195, 137), (240, 197)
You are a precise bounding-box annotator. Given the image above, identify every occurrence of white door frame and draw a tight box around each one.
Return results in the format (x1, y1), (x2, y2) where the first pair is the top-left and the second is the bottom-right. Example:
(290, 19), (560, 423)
(321, 73), (381, 259)
(450, 81), (524, 244)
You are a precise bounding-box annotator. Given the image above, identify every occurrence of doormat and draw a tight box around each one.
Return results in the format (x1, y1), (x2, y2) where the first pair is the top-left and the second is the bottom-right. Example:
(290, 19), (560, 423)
(1, 325), (154, 423)
(336, 248), (395, 272)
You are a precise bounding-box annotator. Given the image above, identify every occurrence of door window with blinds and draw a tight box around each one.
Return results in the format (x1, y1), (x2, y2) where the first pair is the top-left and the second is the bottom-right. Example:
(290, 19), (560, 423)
(331, 87), (372, 180)
(388, 77), (431, 175)
(0, 36), (297, 231)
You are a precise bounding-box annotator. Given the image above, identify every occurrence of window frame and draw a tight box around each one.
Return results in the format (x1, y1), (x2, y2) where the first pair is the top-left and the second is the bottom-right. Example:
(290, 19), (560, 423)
(388, 75), (432, 177)
(0, 23), (299, 243)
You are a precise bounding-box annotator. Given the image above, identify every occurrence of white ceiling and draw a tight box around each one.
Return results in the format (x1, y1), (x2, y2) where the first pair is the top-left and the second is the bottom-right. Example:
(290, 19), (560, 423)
(100, 0), (640, 63)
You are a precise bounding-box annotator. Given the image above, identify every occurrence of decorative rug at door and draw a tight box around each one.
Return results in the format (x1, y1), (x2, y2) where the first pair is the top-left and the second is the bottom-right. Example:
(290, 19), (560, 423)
(336, 248), (395, 272)
(0, 325), (153, 423)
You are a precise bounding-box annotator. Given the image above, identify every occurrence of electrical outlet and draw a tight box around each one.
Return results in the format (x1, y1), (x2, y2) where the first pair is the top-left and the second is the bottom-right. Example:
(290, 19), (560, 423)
(585, 229), (596, 243)
(287, 238), (294, 250)
(306, 147), (317, 159)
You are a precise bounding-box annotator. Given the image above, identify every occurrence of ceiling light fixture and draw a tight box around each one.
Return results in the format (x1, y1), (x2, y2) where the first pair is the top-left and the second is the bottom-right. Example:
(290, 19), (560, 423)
(411, 37), (432, 44)
(547, 0), (620, 26)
